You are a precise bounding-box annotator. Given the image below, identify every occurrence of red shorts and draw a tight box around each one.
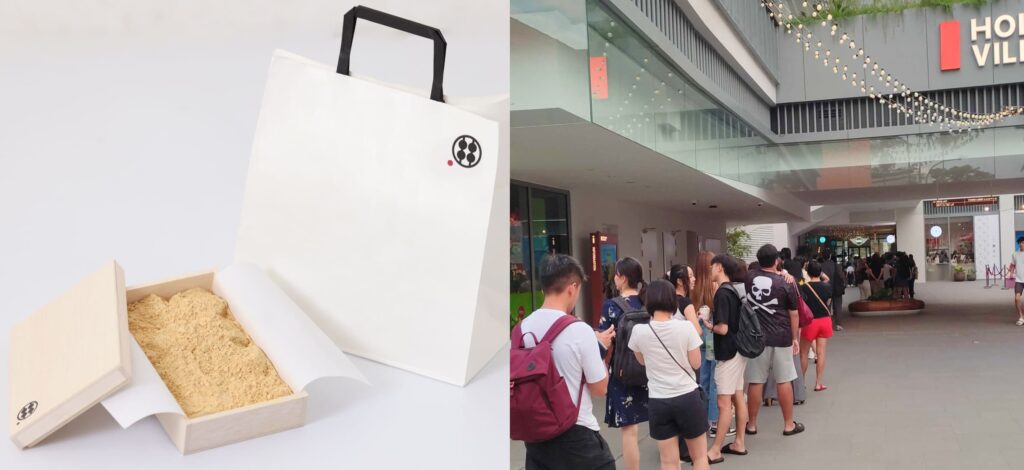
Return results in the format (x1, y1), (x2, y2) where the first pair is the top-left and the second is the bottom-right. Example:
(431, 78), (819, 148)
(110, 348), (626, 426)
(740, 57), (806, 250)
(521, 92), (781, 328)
(801, 317), (834, 341)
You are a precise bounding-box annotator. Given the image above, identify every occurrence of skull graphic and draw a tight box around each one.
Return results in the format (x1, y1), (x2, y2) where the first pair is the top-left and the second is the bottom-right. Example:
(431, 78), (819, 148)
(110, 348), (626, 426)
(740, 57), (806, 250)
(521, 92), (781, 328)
(751, 276), (773, 301)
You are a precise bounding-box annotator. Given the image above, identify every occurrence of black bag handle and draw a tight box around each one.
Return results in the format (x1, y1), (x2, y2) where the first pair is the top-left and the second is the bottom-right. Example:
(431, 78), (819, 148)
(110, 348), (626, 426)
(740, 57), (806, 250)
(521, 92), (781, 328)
(337, 5), (447, 103)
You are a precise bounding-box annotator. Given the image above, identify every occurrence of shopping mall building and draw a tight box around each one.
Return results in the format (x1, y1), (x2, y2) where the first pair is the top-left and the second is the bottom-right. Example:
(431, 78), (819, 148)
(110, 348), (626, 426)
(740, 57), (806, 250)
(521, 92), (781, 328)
(510, 0), (1024, 324)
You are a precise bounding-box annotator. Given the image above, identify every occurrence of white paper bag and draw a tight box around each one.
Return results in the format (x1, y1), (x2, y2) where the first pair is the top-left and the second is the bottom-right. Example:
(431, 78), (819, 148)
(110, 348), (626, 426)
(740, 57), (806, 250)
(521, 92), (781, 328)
(236, 7), (507, 386)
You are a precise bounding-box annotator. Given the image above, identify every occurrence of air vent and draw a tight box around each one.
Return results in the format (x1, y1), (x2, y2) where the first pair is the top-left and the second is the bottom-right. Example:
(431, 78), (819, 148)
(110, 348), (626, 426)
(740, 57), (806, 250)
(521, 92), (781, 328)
(772, 83), (1024, 135)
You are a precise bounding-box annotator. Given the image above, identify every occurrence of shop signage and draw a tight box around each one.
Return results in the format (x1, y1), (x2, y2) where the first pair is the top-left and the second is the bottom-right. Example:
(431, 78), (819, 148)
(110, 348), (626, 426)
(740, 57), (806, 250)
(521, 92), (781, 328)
(939, 14), (1024, 71)
(931, 196), (998, 207)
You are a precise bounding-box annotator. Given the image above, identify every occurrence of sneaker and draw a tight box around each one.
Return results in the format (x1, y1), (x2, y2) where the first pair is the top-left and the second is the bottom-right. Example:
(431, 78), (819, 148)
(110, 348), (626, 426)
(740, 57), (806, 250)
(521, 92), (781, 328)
(833, 324), (844, 332)
(708, 425), (717, 438)
(1016, 318), (1024, 326)
(809, 349), (817, 362)
(726, 425), (736, 437)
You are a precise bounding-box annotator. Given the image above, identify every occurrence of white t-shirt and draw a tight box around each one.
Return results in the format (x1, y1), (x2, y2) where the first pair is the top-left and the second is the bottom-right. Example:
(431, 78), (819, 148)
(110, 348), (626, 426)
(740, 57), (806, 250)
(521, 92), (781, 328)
(518, 309), (608, 431)
(1013, 251), (1024, 282)
(627, 318), (703, 399)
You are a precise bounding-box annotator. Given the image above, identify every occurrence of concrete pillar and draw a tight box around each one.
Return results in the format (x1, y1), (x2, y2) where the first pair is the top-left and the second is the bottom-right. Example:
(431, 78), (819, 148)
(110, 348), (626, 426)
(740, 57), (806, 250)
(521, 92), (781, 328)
(895, 202), (926, 282)
(1000, 194), (1016, 271)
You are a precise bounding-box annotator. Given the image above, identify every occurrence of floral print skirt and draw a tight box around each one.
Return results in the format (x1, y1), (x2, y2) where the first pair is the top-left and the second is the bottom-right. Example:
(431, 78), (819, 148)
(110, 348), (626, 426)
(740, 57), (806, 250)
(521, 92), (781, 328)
(603, 375), (649, 428)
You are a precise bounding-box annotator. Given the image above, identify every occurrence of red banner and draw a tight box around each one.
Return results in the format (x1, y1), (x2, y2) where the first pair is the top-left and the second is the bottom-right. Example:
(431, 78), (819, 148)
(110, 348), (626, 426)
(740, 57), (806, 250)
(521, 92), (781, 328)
(590, 56), (608, 100)
(939, 21), (961, 71)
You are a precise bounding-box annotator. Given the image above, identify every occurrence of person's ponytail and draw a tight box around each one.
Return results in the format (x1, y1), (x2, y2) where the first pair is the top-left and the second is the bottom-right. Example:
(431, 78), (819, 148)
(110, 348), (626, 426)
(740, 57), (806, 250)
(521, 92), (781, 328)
(637, 279), (647, 305)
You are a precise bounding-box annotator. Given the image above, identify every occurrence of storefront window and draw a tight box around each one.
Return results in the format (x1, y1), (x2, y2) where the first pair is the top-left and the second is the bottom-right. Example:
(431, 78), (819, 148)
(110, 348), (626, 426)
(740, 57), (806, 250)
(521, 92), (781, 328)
(925, 217), (974, 281)
(798, 227), (894, 262)
(510, 182), (571, 328)
(510, 185), (531, 328)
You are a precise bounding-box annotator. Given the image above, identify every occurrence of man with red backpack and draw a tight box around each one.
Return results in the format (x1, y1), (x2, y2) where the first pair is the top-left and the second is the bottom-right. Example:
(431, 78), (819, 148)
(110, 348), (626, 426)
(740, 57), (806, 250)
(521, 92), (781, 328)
(511, 254), (614, 470)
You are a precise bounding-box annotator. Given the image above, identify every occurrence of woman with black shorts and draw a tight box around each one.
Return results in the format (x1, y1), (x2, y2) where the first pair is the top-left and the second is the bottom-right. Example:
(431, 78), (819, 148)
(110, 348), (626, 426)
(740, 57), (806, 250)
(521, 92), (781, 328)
(627, 280), (710, 469)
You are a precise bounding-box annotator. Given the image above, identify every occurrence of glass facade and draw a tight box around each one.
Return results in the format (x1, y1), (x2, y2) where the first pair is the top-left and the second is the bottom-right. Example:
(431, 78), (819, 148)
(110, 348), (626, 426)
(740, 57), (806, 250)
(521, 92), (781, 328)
(510, 182), (571, 328)
(511, 0), (1024, 194)
(585, 1), (768, 179)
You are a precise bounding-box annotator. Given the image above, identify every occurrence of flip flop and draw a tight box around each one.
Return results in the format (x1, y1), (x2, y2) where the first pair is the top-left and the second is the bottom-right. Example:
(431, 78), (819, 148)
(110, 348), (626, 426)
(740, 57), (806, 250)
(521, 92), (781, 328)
(814, 384), (828, 392)
(722, 443), (748, 456)
(708, 456), (725, 465)
(783, 422), (806, 436)
(745, 427), (757, 435)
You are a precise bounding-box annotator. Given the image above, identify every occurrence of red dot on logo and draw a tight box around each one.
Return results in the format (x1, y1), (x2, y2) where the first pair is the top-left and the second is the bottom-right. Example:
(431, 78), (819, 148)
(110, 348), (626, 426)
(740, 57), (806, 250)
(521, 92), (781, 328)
(447, 160), (454, 166)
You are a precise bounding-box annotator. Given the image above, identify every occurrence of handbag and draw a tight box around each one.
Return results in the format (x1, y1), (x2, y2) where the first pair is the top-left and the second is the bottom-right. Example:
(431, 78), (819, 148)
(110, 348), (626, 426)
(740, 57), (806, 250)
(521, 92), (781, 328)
(796, 286), (814, 327)
(647, 324), (707, 405)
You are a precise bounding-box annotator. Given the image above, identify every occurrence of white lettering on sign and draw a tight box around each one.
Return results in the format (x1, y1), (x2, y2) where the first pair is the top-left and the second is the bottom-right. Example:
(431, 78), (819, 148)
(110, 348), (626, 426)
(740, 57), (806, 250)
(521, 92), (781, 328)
(968, 13), (1024, 67)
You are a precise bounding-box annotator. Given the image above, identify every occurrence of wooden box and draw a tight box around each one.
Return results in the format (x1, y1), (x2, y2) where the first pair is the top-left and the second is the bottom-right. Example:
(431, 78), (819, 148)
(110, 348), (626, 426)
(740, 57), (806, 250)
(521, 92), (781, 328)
(9, 261), (364, 454)
(124, 270), (308, 454)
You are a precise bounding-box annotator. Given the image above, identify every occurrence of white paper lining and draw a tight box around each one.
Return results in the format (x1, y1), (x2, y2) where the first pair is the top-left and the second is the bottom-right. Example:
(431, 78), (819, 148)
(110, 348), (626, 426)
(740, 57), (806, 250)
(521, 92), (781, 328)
(100, 263), (368, 428)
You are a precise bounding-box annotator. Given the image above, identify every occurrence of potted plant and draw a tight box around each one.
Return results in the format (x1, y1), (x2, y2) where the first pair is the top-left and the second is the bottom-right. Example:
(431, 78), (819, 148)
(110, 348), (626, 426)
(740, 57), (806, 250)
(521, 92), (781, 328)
(966, 268), (976, 282)
(953, 264), (966, 282)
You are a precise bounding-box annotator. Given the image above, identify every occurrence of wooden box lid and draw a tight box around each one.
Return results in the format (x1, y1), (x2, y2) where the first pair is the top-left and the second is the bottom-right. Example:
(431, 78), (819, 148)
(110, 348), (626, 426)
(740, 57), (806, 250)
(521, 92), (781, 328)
(8, 261), (132, 449)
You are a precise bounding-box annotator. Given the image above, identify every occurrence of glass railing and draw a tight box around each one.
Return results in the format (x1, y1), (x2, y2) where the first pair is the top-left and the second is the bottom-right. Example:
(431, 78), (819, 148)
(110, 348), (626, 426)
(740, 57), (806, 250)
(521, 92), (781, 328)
(511, 0), (591, 120)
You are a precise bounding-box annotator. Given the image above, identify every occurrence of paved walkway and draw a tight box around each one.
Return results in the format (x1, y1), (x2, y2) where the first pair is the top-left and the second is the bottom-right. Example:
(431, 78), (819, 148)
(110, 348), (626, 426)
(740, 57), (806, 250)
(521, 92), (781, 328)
(511, 281), (1024, 469)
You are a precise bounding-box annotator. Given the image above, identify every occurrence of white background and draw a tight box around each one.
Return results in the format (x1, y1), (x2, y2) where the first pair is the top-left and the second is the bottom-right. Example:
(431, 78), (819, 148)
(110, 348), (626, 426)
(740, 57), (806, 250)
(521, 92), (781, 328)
(0, 0), (509, 468)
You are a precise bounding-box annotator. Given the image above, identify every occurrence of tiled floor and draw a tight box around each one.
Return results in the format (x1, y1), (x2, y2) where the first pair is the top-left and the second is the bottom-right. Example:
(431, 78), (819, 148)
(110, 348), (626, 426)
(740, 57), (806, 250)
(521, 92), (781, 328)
(511, 281), (1024, 469)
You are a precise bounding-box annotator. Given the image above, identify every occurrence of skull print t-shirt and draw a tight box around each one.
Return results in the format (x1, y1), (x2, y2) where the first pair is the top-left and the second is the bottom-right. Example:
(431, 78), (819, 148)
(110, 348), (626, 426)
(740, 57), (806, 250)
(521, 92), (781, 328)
(744, 268), (799, 348)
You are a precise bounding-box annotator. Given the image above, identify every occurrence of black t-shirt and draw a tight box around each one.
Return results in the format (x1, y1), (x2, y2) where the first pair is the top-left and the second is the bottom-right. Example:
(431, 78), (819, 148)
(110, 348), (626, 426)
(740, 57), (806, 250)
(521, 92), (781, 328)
(676, 295), (693, 316)
(855, 266), (867, 284)
(800, 282), (832, 319)
(782, 259), (803, 280)
(712, 284), (741, 361)
(744, 268), (799, 347)
(896, 260), (911, 278)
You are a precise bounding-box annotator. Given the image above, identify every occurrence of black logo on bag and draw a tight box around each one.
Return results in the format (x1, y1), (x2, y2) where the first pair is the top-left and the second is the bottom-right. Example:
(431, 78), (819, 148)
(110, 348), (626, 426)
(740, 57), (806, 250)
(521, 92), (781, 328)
(451, 135), (482, 168)
(17, 401), (37, 422)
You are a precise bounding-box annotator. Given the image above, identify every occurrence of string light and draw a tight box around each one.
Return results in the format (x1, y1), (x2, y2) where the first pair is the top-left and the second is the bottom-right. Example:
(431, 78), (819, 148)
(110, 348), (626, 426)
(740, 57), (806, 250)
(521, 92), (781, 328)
(760, 1), (1024, 133)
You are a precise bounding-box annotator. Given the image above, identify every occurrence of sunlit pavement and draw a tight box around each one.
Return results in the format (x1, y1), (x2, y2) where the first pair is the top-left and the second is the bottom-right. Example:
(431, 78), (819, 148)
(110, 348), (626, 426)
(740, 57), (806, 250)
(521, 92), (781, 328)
(511, 280), (1024, 469)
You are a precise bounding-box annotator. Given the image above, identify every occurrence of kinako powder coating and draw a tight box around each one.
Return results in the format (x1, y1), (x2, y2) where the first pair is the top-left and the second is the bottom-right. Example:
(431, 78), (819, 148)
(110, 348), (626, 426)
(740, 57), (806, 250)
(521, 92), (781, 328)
(127, 287), (292, 418)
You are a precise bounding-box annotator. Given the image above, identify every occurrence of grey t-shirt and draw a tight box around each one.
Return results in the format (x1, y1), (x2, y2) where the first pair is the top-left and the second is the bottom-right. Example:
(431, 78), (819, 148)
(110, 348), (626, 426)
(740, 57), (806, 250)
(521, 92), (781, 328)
(1014, 251), (1024, 282)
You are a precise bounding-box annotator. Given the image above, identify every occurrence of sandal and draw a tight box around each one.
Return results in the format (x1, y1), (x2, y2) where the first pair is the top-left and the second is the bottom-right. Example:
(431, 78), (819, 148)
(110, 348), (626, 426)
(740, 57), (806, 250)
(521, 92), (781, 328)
(745, 427), (757, 435)
(722, 443), (748, 456)
(708, 456), (725, 465)
(794, 400), (805, 406)
(783, 422), (806, 436)
(814, 384), (828, 392)
(1016, 318), (1024, 326)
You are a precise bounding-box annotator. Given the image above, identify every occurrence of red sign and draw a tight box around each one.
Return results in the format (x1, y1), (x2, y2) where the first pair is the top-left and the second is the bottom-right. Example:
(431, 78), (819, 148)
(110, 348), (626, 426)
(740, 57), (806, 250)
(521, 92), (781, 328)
(590, 56), (608, 100)
(939, 20), (961, 71)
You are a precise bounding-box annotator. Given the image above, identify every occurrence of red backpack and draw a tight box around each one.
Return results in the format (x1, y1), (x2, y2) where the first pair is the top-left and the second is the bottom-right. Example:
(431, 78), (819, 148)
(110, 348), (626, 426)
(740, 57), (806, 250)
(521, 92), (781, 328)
(510, 315), (585, 443)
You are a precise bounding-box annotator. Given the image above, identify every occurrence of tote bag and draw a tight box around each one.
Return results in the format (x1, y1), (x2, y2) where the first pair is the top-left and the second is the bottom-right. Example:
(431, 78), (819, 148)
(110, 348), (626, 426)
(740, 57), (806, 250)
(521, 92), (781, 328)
(235, 6), (507, 386)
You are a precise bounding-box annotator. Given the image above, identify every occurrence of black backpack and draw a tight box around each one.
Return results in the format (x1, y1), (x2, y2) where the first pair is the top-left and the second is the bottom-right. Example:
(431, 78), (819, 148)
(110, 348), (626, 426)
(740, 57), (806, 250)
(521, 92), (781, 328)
(610, 297), (650, 386)
(721, 283), (765, 359)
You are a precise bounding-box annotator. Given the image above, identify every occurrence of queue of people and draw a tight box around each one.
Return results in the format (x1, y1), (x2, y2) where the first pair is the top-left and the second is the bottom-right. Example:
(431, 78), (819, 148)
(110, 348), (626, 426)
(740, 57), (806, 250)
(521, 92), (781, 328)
(512, 243), (843, 469)
(850, 251), (918, 300)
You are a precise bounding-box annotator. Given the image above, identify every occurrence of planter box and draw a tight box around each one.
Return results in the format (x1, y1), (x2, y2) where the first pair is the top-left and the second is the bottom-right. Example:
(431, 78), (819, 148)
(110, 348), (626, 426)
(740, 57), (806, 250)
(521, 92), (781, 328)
(10, 261), (366, 453)
(849, 299), (926, 317)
